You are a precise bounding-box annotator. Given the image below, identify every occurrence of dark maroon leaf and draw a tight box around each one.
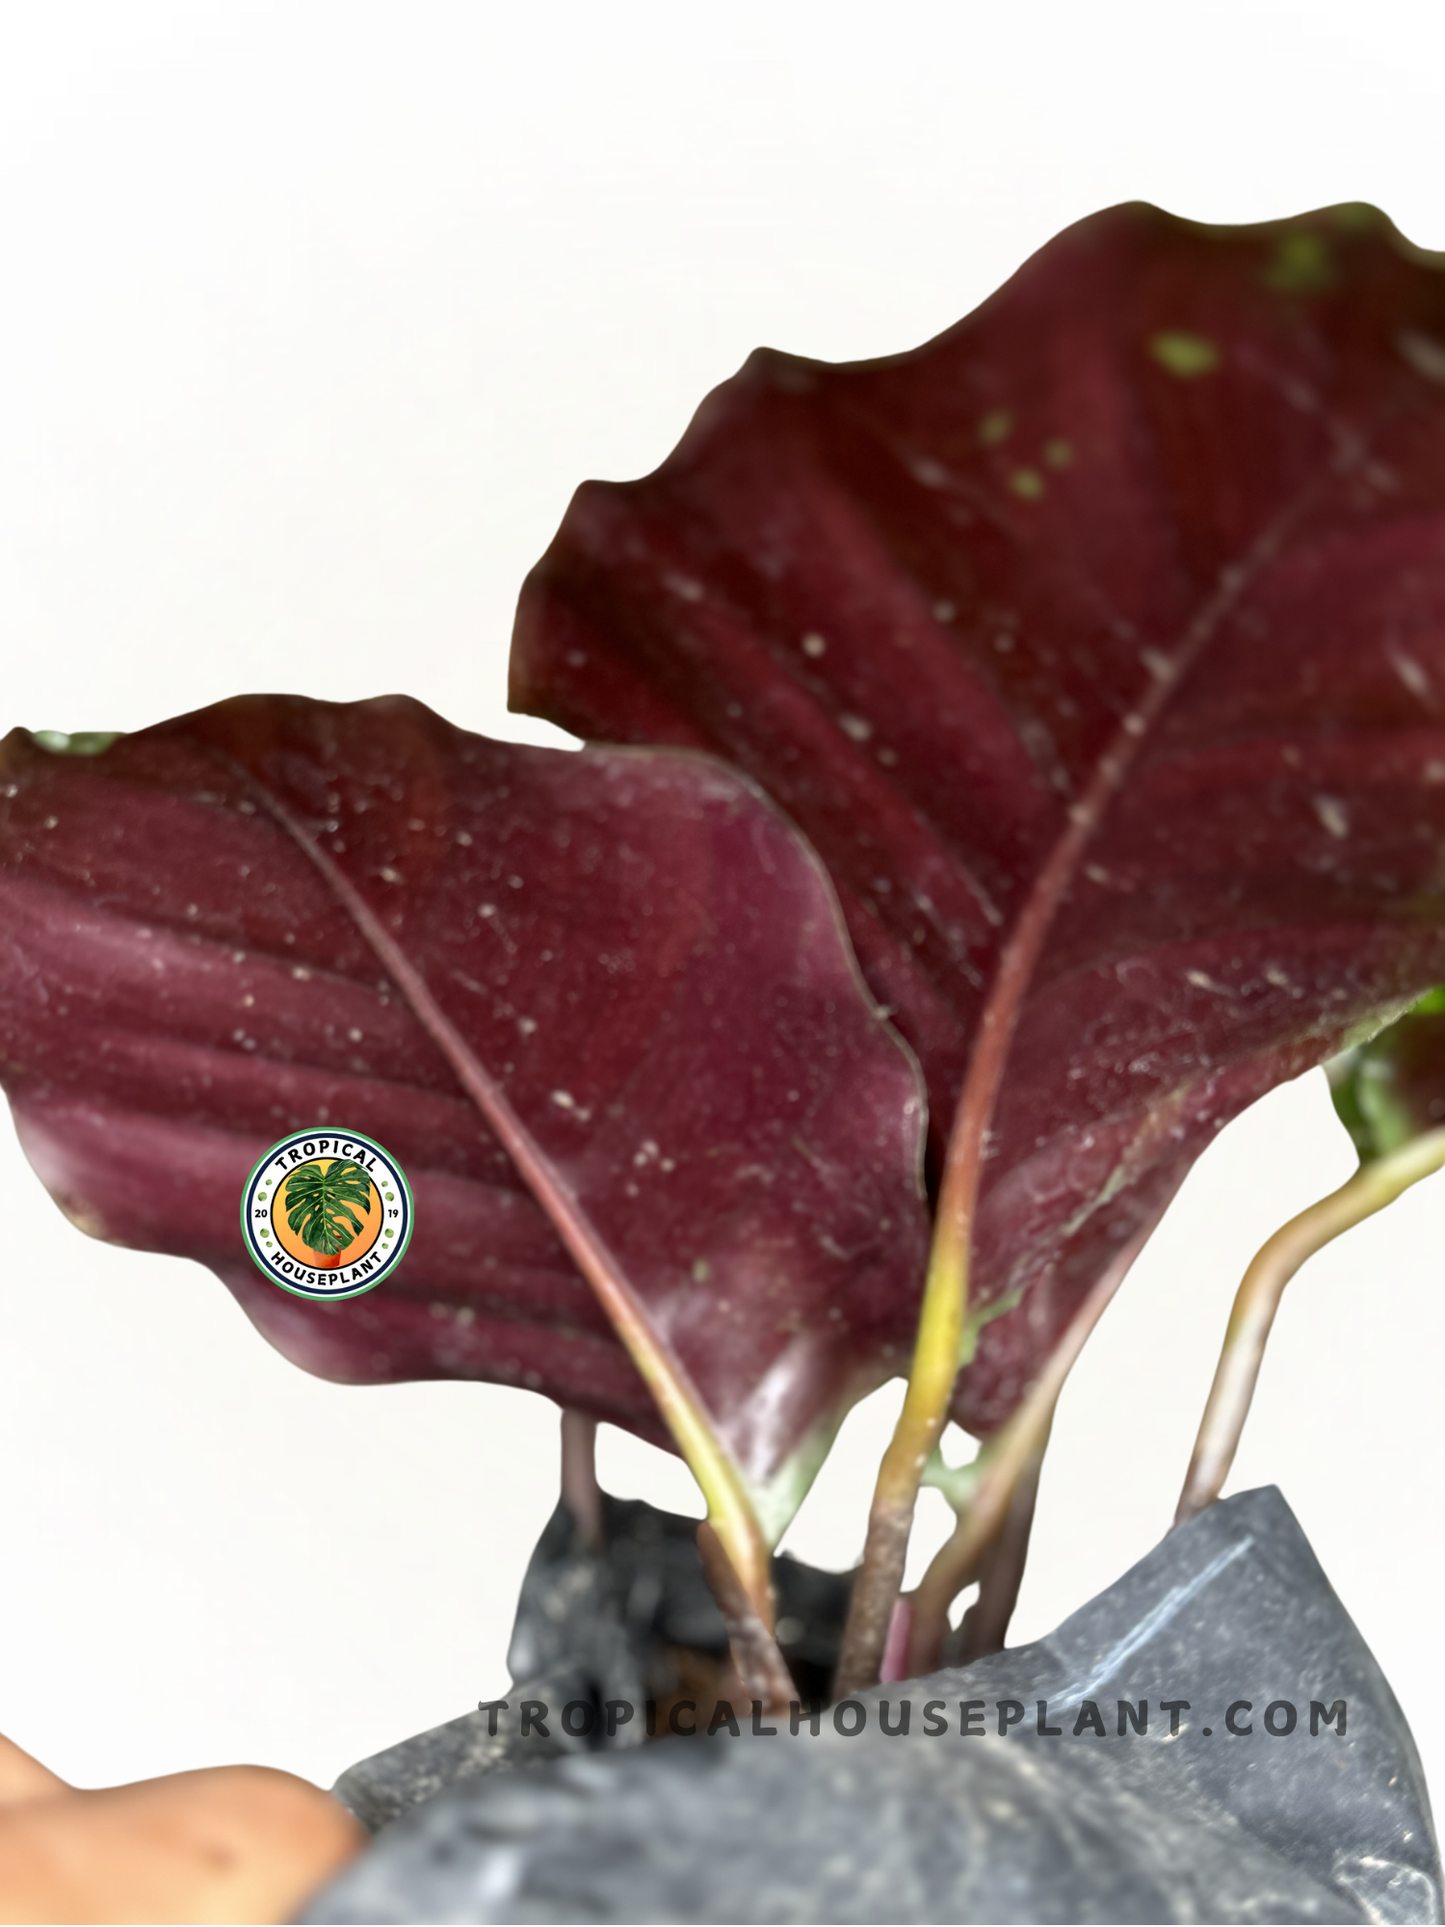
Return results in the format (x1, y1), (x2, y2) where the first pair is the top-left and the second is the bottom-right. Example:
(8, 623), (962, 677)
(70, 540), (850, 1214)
(511, 200), (1445, 1434)
(0, 697), (928, 1522)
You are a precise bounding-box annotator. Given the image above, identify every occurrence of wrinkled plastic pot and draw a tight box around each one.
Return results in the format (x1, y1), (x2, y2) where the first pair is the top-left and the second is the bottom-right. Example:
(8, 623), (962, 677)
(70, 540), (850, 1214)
(301, 1488), (1440, 1925)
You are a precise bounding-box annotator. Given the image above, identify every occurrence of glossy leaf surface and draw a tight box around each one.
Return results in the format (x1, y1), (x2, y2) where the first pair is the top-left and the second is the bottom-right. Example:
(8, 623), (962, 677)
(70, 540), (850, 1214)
(512, 201), (1445, 1432)
(0, 698), (928, 1511)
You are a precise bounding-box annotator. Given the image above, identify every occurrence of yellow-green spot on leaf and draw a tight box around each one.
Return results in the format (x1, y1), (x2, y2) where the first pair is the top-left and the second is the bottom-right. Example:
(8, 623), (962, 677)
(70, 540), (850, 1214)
(1149, 331), (1220, 379)
(29, 730), (122, 757)
(1009, 468), (1044, 501)
(1043, 438), (1073, 470)
(1264, 230), (1334, 294)
(977, 408), (1013, 447)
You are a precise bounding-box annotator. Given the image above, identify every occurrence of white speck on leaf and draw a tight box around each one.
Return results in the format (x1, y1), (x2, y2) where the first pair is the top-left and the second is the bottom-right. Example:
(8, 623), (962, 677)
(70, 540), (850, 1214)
(801, 632), (827, 658)
(1313, 795), (1350, 839)
(839, 714), (873, 743)
(1391, 652), (1432, 700)
(1397, 329), (1445, 385)
(1186, 969), (1234, 996)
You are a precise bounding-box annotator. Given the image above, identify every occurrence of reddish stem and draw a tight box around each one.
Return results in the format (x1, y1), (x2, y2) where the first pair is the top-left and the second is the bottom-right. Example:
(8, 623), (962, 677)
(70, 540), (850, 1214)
(835, 470), (1337, 1696)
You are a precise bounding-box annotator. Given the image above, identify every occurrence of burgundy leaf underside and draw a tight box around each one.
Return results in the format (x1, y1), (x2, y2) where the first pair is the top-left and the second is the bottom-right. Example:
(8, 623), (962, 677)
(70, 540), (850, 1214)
(510, 201), (1445, 1433)
(0, 698), (929, 1490)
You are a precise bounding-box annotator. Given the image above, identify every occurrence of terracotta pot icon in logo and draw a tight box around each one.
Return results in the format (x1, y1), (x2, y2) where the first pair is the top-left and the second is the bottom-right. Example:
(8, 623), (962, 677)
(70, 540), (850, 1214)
(282, 1159), (374, 1270)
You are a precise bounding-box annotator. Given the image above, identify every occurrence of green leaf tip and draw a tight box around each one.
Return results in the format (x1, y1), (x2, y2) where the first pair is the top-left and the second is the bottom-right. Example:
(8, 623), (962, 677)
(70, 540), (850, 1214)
(1327, 985), (1445, 1163)
(29, 730), (123, 757)
(1327, 202), (1385, 233)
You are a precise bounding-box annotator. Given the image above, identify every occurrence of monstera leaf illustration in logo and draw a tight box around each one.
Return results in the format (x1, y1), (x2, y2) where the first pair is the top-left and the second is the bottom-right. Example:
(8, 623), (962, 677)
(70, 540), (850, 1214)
(282, 1159), (374, 1266)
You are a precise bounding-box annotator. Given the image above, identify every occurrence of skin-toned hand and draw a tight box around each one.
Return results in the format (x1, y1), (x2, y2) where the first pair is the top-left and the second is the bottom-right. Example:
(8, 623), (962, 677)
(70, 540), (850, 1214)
(0, 1731), (365, 1925)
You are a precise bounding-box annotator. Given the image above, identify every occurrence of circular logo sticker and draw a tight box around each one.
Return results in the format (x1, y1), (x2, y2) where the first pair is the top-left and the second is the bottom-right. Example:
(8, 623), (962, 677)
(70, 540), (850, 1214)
(240, 1129), (413, 1300)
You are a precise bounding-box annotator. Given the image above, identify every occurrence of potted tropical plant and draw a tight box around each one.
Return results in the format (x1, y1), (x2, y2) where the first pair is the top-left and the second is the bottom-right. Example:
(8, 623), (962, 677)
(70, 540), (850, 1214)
(1, 198), (1443, 1922)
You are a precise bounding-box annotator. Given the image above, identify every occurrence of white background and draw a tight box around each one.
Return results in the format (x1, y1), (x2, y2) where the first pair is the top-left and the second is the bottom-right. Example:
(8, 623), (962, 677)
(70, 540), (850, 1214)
(2, 0), (1443, 1803)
